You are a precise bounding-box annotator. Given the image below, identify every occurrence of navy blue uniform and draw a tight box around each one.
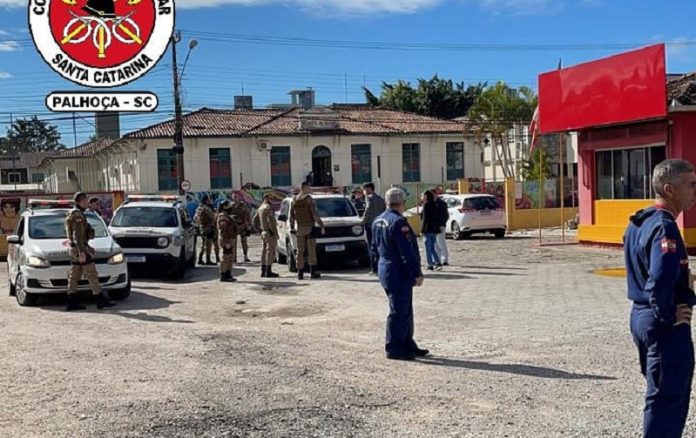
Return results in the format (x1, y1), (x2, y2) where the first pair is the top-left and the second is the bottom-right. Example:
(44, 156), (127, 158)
(372, 209), (423, 357)
(625, 206), (696, 437)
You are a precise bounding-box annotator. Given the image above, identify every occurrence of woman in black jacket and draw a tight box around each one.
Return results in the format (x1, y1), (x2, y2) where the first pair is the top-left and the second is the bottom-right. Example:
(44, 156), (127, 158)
(420, 190), (442, 271)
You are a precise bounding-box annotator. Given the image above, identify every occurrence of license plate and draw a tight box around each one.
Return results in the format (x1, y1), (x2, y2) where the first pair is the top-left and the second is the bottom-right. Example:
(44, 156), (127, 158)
(325, 244), (345, 253)
(480, 210), (493, 215)
(126, 256), (146, 263)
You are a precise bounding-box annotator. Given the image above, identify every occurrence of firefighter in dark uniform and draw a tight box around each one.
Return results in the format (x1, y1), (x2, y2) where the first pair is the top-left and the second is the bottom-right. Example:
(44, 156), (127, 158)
(289, 182), (325, 280)
(258, 192), (280, 278)
(624, 159), (696, 437)
(194, 195), (217, 266)
(65, 192), (115, 311)
(229, 193), (252, 263)
(216, 201), (237, 283)
(371, 188), (428, 360)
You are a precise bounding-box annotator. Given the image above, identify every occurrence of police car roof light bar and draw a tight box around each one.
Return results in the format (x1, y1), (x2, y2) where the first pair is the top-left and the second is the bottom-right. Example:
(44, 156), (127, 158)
(28, 199), (75, 209)
(125, 195), (183, 203)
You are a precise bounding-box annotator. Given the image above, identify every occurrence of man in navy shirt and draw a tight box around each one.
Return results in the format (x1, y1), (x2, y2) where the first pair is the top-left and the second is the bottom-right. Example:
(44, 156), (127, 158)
(624, 159), (696, 437)
(372, 188), (428, 360)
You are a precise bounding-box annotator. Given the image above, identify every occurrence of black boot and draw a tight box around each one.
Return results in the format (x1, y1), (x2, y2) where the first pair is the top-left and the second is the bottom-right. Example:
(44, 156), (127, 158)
(266, 266), (279, 278)
(65, 295), (86, 311)
(310, 266), (321, 279)
(244, 253), (251, 263)
(220, 271), (237, 283)
(205, 257), (216, 266)
(297, 269), (304, 280)
(96, 291), (116, 309)
(261, 265), (268, 278)
(197, 255), (204, 266)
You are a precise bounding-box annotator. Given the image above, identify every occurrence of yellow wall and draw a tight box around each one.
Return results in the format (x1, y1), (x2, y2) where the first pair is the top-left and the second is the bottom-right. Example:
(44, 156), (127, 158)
(509, 208), (579, 230)
(0, 236), (6, 260)
(579, 200), (652, 246)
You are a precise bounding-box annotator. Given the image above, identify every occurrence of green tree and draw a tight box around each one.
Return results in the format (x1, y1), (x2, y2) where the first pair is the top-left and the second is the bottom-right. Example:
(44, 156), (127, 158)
(521, 148), (553, 181)
(467, 82), (537, 179)
(363, 75), (485, 119)
(3, 116), (65, 154)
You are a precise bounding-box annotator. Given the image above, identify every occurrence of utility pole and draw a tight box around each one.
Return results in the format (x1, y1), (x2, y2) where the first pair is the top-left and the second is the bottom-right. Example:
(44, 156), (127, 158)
(171, 31), (185, 196)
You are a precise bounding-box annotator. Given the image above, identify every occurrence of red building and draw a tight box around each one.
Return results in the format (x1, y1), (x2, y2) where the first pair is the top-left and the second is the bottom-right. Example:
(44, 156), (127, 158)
(537, 45), (696, 250)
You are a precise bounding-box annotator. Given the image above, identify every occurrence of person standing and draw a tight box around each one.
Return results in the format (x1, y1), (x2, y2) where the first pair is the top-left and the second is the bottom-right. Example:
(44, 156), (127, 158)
(216, 201), (237, 283)
(434, 192), (450, 266)
(420, 190), (442, 271)
(361, 182), (386, 274)
(624, 159), (696, 438)
(289, 182), (325, 280)
(372, 188), (428, 361)
(258, 192), (280, 278)
(229, 192), (252, 263)
(65, 192), (115, 311)
(194, 195), (217, 266)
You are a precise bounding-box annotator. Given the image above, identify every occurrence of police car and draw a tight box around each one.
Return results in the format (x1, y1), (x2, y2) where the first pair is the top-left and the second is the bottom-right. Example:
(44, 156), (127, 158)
(6, 199), (130, 306)
(276, 193), (369, 271)
(109, 195), (196, 278)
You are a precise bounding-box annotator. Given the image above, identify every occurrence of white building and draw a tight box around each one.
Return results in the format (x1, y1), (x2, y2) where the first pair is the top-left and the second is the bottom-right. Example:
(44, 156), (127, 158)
(41, 105), (482, 194)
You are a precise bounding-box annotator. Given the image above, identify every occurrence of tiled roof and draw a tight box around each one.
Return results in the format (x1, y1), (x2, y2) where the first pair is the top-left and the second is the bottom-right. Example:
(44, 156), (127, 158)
(668, 72), (696, 106)
(124, 106), (466, 139)
(54, 137), (117, 158)
(0, 152), (46, 169)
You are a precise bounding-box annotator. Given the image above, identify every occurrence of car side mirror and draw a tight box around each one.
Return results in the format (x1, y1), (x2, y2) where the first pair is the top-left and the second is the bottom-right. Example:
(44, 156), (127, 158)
(277, 214), (287, 222)
(6, 235), (21, 245)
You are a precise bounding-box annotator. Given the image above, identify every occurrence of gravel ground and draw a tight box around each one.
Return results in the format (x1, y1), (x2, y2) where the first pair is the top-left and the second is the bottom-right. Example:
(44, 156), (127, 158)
(0, 231), (691, 437)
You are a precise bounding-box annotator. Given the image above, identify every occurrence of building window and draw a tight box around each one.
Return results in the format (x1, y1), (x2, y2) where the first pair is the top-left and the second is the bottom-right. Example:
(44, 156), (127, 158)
(7, 172), (21, 184)
(157, 149), (178, 191)
(595, 146), (665, 200)
(402, 143), (420, 183)
(351, 144), (372, 184)
(446, 142), (465, 181)
(270, 146), (292, 186)
(209, 148), (232, 189)
(31, 173), (44, 183)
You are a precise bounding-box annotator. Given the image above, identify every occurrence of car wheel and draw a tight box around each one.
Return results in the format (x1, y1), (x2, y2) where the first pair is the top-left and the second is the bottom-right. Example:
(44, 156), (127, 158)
(186, 245), (196, 268)
(110, 278), (131, 301)
(452, 222), (464, 241)
(494, 229), (506, 239)
(288, 242), (298, 273)
(358, 255), (371, 268)
(171, 249), (186, 280)
(277, 247), (287, 265)
(15, 273), (37, 307)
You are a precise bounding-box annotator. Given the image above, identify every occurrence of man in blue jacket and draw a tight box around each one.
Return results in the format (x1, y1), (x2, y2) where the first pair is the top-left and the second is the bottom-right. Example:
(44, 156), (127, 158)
(372, 188), (428, 361)
(625, 159), (696, 438)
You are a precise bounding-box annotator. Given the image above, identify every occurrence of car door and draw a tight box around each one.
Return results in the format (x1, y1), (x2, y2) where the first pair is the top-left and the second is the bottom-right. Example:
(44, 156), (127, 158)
(179, 207), (195, 259)
(7, 216), (24, 284)
(276, 200), (290, 255)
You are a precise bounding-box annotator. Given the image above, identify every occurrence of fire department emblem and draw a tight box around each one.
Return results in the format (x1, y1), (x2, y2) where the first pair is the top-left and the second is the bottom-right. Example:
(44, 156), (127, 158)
(29, 0), (174, 87)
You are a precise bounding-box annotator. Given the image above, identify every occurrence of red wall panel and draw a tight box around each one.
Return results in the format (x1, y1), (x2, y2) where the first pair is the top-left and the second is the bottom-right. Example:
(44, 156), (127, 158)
(539, 44), (667, 133)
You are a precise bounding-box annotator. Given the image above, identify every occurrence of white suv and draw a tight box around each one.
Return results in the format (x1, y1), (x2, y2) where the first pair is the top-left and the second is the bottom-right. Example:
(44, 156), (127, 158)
(109, 195), (196, 278)
(441, 194), (507, 239)
(6, 200), (130, 307)
(276, 194), (369, 272)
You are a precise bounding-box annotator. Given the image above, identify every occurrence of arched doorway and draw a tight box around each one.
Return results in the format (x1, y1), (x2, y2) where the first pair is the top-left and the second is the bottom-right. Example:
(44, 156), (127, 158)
(312, 146), (333, 186)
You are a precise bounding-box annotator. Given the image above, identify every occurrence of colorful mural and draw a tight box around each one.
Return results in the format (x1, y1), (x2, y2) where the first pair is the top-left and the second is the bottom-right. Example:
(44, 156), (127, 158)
(0, 197), (23, 235)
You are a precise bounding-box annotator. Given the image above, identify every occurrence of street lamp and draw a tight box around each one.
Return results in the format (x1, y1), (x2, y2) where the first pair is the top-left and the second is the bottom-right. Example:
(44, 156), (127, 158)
(171, 32), (198, 196)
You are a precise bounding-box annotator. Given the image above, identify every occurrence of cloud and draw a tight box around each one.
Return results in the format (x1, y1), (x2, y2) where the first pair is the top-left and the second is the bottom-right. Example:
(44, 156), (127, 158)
(0, 0), (23, 8)
(0, 40), (21, 52)
(177, 0), (441, 14)
(0, 71), (12, 79)
(667, 37), (695, 62)
(470, 0), (564, 15)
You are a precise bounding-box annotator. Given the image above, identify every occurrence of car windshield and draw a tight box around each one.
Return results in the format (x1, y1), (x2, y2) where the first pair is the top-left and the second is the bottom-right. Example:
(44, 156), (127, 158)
(111, 207), (179, 228)
(315, 198), (357, 218)
(29, 212), (109, 239)
(463, 197), (501, 210)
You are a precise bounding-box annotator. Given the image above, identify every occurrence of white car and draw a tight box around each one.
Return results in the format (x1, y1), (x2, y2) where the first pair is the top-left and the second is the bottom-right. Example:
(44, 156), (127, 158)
(6, 200), (130, 307)
(441, 194), (507, 240)
(276, 194), (369, 272)
(109, 195), (196, 279)
(406, 194), (507, 240)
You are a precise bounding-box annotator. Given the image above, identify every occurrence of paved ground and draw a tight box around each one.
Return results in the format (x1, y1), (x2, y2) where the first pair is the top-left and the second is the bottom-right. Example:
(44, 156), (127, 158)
(0, 231), (690, 437)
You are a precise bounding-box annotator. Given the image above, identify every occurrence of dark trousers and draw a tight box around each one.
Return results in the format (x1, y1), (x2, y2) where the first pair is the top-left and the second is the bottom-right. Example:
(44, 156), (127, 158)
(365, 225), (378, 273)
(384, 286), (418, 357)
(631, 306), (695, 438)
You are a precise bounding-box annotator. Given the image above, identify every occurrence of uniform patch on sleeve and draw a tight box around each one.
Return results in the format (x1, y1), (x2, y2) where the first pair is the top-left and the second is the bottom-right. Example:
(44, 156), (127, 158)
(401, 226), (410, 234)
(661, 238), (677, 253)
